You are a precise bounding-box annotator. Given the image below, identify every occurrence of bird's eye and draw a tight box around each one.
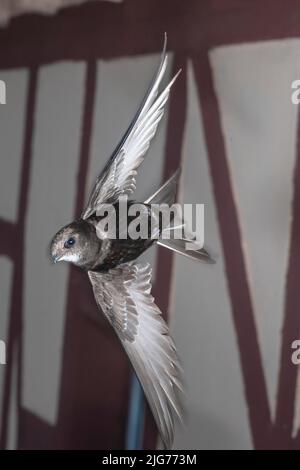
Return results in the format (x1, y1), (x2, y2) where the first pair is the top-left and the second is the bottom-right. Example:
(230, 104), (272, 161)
(64, 237), (76, 249)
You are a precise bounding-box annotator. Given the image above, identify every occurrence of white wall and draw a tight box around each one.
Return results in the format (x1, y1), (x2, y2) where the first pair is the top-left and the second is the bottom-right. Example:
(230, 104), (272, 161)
(1, 39), (299, 449)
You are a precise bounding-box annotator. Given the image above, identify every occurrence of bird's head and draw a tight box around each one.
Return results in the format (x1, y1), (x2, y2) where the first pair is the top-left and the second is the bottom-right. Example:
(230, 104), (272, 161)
(50, 219), (97, 268)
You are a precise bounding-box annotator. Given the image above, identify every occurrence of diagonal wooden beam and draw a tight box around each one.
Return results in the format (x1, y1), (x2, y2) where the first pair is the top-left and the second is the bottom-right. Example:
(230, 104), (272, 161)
(193, 51), (272, 449)
(275, 110), (300, 447)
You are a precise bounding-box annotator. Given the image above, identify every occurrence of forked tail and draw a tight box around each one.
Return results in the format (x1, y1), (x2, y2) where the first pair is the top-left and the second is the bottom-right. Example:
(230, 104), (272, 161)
(145, 170), (215, 264)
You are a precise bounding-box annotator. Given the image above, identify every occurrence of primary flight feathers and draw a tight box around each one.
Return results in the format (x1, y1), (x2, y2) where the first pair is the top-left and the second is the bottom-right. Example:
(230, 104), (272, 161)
(89, 263), (184, 449)
(82, 35), (181, 219)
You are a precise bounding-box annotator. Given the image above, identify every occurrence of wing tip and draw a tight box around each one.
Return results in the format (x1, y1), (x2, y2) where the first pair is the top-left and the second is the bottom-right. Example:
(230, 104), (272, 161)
(163, 32), (167, 55)
(167, 68), (182, 89)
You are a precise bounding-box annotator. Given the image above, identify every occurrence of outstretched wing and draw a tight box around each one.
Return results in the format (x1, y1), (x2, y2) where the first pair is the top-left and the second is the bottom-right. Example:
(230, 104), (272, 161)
(82, 35), (181, 219)
(88, 263), (184, 449)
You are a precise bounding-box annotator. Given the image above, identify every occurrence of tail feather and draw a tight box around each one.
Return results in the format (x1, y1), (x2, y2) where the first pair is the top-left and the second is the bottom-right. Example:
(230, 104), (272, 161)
(157, 239), (216, 264)
(145, 169), (181, 205)
(145, 169), (216, 265)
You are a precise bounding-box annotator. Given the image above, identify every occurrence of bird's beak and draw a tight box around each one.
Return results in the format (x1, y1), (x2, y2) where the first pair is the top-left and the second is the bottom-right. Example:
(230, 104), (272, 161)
(52, 254), (62, 264)
(50, 239), (62, 264)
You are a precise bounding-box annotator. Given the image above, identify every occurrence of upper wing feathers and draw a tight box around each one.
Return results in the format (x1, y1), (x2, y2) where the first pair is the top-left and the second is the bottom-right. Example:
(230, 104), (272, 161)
(88, 263), (184, 449)
(82, 35), (180, 219)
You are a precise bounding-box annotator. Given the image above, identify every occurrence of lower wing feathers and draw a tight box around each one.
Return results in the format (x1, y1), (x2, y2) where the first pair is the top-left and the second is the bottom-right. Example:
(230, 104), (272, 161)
(88, 263), (184, 449)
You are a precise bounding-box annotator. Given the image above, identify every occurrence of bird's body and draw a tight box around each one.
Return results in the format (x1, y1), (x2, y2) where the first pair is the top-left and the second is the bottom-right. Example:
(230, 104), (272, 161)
(50, 35), (214, 449)
(88, 202), (156, 272)
(51, 201), (156, 272)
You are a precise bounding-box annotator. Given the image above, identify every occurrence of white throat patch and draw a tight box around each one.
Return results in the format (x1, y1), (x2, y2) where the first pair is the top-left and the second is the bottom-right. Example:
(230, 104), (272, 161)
(61, 252), (80, 264)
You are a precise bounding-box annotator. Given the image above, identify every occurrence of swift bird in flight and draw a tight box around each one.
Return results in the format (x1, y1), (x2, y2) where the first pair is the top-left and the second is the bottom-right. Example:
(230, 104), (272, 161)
(50, 36), (214, 448)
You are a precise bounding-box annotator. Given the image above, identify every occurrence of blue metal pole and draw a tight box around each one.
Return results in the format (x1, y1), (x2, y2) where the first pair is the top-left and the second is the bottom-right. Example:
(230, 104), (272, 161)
(125, 373), (145, 450)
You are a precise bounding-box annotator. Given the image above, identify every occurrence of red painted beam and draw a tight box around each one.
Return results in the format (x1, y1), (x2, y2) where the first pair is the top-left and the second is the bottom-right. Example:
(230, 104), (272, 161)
(193, 52), (272, 449)
(1, 1), (300, 70)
